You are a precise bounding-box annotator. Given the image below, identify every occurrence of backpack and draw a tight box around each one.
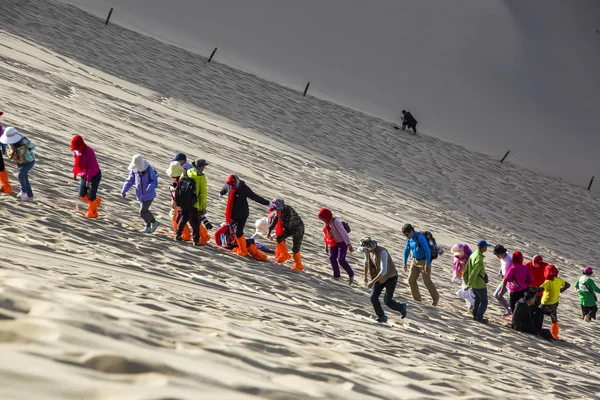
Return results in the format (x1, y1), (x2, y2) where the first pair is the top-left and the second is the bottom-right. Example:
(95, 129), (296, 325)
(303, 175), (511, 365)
(175, 174), (196, 208)
(415, 231), (439, 260)
(341, 221), (351, 233)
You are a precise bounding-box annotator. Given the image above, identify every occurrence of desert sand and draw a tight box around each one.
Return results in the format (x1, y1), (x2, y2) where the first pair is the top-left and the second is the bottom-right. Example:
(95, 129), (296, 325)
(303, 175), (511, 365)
(0, 1), (599, 399)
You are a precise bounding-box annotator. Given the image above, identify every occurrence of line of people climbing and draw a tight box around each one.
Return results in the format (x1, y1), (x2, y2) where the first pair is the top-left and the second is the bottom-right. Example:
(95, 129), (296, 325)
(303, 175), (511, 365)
(1, 121), (598, 335)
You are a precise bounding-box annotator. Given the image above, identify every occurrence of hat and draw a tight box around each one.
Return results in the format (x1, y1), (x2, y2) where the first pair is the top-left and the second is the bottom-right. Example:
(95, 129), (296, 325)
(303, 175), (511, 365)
(583, 266), (593, 275)
(70, 135), (85, 152)
(318, 208), (333, 222)
(192, 158), (208, 168)
(172, 153), (186, 162)
(0, 127), (22, 144)
(357, 237), (377, 252)
(269, 198), (285, 212)
(532, 254), (543, 265)
(544, 264), (559, 280)
(512, 251), (524, 265)
(477, 240), (491, 249)
(493, 245), (507, 255)
(165, 161), (183, 177)
(128, 154), (149, 171)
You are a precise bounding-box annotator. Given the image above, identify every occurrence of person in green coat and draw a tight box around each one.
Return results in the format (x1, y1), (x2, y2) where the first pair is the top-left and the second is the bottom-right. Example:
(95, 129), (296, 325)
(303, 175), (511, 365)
(176, 158), (208, 246)
(464, 240), (490, 323)
(575, 266), (600, 321)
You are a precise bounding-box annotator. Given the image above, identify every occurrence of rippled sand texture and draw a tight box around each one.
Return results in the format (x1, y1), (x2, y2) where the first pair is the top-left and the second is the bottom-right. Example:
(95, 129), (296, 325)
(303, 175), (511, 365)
(0, 1), (599, 399)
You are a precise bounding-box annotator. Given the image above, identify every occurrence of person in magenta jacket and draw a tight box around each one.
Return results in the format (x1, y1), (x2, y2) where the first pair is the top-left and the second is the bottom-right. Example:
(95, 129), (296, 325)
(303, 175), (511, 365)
(70, 135), (102, 218)
(318, 208), (355, 284)
(500, 251), (534, 312)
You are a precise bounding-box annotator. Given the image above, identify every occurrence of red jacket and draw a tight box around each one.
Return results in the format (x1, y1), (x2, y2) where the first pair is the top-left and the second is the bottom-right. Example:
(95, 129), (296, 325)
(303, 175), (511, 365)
(525, 261), (548, 296)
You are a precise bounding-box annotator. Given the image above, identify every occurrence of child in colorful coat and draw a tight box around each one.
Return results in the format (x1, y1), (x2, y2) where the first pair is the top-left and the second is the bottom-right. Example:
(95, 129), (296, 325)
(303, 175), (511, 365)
(121, 154), (160, 233)
(70, 135), (102, 217)
(318, 208), (354, 284)
(267, 199), (305, 271)
(1, 127), (36, 201)
(540, 264), (571, 339)
(575, 266), (600, 321)
(214, 222), (267, 261)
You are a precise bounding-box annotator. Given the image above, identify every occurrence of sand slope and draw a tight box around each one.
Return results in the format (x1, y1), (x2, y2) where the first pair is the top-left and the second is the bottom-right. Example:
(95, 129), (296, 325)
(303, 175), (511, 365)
(0, 1), (599, 399)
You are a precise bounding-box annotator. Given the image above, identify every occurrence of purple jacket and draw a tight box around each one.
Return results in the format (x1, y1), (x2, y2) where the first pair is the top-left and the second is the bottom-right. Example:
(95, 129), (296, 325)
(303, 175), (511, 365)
(504, 263), (534, 292)
(121, 166), (158, 202)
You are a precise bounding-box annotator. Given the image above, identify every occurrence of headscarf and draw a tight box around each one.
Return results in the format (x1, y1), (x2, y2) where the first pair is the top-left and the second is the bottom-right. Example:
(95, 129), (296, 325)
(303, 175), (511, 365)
(225, 174), (241, 223)
(451, 243), (472, 281)
(512, 251), (524, 265)
(269, 198), (286, 236)
(544, 264), (559, 281)
(70, 135), (87, 178)
(318, 208), (336, 246)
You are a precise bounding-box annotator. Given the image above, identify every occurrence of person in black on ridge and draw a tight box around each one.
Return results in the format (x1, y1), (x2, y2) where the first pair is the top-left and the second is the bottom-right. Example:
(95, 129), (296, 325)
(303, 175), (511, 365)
(511, 286), (554, 341)
(401, 110), (418, 133)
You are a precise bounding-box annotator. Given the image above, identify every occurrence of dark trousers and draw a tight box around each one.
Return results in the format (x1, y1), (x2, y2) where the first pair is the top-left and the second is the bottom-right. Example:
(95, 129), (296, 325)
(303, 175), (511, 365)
(178, 207), (200, 243)
(370, 275), (404, 319)
(329, 242), (354, 278)
(277, 223), (304, 253)
(78, 171), (102, 201)
(402, 121), (417, 133)
(232, 218), (247, 238)
(582, 305), (598, 320)
(472, 288), (488, 321)
(509, 289), (527, 313)
(541, 302), (559, 323)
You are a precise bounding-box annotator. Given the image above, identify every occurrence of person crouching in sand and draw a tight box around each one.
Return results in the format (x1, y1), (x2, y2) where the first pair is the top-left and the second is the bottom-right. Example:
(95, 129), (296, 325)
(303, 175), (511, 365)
(318, 207), (355, 284)
(121, 154), (160, 233)
(267, 199), (305, 271)
(359, 237), (407, 323)
(511, 286), (553, 341)
(70, 135), (102, 217)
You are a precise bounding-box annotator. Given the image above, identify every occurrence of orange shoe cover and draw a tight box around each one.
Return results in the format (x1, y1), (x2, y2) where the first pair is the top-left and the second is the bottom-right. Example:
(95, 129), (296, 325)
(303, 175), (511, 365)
(233, 236), (248, 257)
(85, 197), (101, 218)
(199, 224), (211, 245)
(248, 243), (267, 261)
(172, 216), (192, 241)
(0, 170), (12, 195)
(274, 241), (291, 263)
(291, 251), (304, 271)
(550, 322), (560, 339)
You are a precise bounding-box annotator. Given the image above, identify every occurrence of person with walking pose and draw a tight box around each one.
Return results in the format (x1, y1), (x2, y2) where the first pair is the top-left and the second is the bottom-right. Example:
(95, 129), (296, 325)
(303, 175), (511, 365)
(464, 240), (491, 323)
(176, 159), (209, 246)
(500, 251), (533, 314)
(70, 135), (102, 217)
(121, 154), (160, 233)
(220, 174), (270, 257)
(268, 198), (305, 271)
(540, 264), (570, 339)
(1, 127), (36, 201)
(402, 224), (439, 306)
(318, 207), (355, 284)
(575, 266), (600, 321)
(359, 237), (407, 323)
(492, 245), (513, 316)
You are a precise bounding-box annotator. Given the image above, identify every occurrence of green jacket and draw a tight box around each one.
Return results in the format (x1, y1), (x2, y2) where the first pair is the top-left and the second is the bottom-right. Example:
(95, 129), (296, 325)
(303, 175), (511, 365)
(183, 167), (207, 211)
(575, 275), (600, 307)
(464, 251), (487, 289)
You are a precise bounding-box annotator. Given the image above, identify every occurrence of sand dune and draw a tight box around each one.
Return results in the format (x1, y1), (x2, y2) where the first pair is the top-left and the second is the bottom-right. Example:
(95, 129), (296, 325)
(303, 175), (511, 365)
(1, 1), (599, 399)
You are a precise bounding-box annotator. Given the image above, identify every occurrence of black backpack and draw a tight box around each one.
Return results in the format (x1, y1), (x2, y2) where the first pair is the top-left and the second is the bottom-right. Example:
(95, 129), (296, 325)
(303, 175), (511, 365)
(175, 174), (196, 208)
(334, 218), (351, 233)
(415, 231), (439, 260)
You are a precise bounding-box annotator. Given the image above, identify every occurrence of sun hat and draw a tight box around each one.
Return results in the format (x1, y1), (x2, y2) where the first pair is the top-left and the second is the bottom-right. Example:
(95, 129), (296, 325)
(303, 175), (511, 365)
(127, 154), (149, 171)
(0, 127), (23, 144)
(583, 266), (593, 275)
(493, 244), (507, 255)
(357, 237), (378, 252)
(165, 161), (183, 177)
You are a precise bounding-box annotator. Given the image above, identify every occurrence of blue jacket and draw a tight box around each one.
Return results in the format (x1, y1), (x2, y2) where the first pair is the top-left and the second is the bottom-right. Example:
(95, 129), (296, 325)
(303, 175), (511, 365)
(122, 166), (158, 202)
(403, 231), (431, 265)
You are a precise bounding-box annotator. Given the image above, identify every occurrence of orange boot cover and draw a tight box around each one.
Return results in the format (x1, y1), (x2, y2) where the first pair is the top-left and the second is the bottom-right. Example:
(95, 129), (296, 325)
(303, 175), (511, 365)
(172, 216), (192, 241)
(550, 322), (560, 339)
(233, 236), (249, 257)
(248, 243), (267, 261)
(86, 197), (101, 218)
(291, 251), (304, 271)
(0, 170), (12, 195)
(199, 224), (211, 245)
(274, 241), (291, 263)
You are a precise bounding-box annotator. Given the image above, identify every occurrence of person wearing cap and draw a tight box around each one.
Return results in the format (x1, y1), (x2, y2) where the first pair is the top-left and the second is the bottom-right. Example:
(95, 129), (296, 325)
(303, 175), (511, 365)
(166, 161), (192, 241)
(463, 240), (490, 323)
(267, 199), (305, 271)
(540, 264), (570, 339)
(511, 287), (553, 340)
(219, 174), (270, 257)
(176, 158), (209, 246)
(575, 266), (600, 321)
(1, 127), (36, 201)
(400, 110), (418, 133)
(70, 135), (102, 217)
(500, 251), (534, 313)
(524, 255), (549, 307)
(318, 207), (354, 284)
(359, 237), (407, 323)
(121, 154), (160, 233)
(492, 245), (513, 316)
(172, 153), (194, 171)
(402, 224), (439, 306)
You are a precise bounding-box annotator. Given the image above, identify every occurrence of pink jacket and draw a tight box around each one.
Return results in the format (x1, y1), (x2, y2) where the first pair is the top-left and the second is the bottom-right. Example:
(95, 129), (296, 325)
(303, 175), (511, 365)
(329, 218), (350, 246)
(73, 146), (100, 181)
